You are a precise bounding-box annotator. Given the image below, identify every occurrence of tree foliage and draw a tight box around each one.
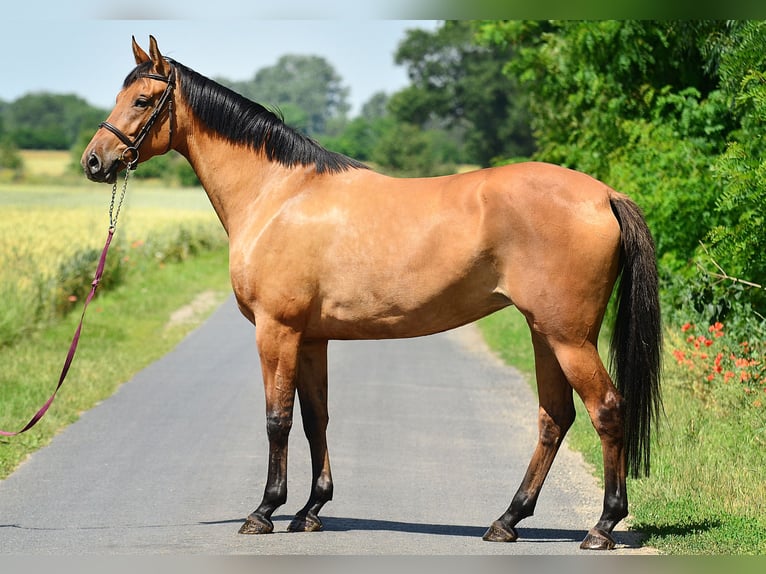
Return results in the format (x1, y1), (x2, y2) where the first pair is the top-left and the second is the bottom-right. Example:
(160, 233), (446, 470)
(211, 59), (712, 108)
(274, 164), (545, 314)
(391, 21), (534, 167)
(709, 21), (766, 289)
(217, 54), (350, 137)
(477, 21), (727, 175)
(1, 93), (105, 150)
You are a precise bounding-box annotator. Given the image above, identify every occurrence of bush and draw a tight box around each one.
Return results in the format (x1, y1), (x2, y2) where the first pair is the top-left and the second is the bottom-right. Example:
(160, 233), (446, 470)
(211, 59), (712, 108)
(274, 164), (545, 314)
(52, 243), (128, 316)
(605, 95), (725, 269)
(0, 139), (24, 181)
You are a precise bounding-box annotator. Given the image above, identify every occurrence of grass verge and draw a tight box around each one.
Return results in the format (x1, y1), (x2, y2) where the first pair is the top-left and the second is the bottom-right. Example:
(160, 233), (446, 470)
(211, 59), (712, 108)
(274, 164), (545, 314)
(0, 247), (231, 478)
(478, 307), (766, 555)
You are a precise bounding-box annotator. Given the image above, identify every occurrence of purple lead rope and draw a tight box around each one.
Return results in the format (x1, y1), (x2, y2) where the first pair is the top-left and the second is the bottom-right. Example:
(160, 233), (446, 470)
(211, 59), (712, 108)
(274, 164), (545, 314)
(0, 228), (115, 437)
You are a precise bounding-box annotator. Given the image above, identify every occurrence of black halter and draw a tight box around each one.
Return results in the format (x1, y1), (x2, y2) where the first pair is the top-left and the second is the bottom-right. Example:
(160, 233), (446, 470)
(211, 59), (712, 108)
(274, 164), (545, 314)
(99, 66), (176, 169)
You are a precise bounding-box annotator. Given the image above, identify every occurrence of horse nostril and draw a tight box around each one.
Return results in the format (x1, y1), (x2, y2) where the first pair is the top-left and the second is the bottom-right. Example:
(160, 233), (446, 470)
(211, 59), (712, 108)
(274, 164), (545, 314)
(87, 152), (102, 174)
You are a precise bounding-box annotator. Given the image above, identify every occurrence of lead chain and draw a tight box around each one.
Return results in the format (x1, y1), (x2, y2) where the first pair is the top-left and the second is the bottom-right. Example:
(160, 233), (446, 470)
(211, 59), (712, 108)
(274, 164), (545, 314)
(109, 165), (131, 231)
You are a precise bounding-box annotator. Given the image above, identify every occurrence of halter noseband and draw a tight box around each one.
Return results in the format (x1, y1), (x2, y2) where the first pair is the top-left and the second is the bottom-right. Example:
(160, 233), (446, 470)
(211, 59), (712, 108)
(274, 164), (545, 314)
(99, 66), (176, 169)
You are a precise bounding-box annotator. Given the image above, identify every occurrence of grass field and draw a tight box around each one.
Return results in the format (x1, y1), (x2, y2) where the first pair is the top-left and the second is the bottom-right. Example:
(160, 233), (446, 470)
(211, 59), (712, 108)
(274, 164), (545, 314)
(478, 308), (766, 555)
(19, 150), (73, 177)
(0, 170), (231, 477)
(0, 180), (226, 345)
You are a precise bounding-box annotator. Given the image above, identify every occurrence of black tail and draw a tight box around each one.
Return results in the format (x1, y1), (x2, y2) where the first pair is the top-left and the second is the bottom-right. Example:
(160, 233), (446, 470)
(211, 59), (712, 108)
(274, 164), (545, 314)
(609, 194), (663, 479)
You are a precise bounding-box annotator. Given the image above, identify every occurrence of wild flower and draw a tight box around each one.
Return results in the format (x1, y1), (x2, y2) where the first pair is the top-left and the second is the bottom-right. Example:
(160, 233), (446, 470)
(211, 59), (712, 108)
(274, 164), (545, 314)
(671, 321), (765, 406)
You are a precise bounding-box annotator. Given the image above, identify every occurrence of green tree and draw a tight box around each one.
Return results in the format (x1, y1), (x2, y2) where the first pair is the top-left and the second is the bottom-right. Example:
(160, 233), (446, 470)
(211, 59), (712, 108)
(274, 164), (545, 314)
(359, 92), (389, 121)
(218, 54), (350, 137)
(320, 115), (394, 163)
(5, 93), (105, 150)
(318, 92), (395, 163)
(709, 21), (766, 294)
(477, 20), (729, 177)
(320, 90), (460, 175)
(0, 139), (24, 180)
(391, 20), (534, 166)
(371, 122), (435, 177)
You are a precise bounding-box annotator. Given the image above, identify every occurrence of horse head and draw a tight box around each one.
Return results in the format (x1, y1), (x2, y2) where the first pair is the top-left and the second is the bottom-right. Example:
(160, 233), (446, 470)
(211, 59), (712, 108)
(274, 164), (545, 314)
(82, 36), (175, 183)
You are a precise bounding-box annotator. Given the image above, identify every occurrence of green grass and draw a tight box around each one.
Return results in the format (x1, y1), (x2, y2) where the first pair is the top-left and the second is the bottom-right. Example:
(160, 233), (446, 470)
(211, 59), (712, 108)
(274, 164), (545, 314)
(478, 307), (766, 555)
(0, 246), (231, 478)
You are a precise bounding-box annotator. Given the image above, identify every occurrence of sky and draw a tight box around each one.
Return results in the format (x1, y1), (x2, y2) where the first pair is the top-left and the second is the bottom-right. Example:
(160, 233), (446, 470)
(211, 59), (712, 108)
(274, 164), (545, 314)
(4, 1), (751, 117)
(0, 19), (439, 116)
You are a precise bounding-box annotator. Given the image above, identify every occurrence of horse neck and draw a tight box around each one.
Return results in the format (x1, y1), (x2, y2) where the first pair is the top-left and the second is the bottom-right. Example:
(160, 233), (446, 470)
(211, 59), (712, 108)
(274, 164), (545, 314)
(172, 109), (295, 236)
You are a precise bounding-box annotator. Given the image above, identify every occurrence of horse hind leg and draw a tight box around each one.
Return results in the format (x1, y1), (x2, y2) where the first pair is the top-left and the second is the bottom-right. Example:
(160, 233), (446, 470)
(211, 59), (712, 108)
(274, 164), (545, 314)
(287, 340), (334, 533)
(550, 339), (628, 550)
(484, 330), (576, 542)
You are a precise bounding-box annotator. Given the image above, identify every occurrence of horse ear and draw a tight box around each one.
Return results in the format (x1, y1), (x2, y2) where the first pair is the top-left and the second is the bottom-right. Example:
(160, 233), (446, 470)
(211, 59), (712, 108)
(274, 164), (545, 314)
(148, 35), (171, 77)
(132, 36), (150, 65)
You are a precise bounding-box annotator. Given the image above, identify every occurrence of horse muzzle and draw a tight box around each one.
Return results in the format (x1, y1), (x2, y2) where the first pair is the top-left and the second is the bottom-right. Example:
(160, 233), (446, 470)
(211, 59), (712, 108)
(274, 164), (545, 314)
(82, 149), (120, 184)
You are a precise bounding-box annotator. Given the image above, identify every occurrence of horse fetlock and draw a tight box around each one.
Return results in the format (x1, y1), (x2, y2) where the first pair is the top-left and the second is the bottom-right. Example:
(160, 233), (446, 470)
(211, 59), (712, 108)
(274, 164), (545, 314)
(262, 482), (288, 509)
(314, 475), (334, 502)
(507, 490), (537, 521)
(603, 494), (629, 523)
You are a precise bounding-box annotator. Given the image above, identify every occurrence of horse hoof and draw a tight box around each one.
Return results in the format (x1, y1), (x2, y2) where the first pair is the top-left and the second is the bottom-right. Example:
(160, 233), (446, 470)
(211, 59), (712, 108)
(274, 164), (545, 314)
(238, 515), (274, 535)
(482, 520), (518, 542)
(579, 527), (616, 550)
(287, 512), (323, 533)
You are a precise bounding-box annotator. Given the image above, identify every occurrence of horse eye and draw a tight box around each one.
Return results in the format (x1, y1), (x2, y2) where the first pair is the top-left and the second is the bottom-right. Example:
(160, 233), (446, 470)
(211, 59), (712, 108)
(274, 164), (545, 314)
(134, 98), (150, 109)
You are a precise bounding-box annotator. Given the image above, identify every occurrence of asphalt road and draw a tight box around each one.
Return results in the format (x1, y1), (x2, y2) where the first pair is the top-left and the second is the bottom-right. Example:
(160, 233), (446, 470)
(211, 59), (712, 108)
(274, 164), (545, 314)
(0, 296), (648, 555)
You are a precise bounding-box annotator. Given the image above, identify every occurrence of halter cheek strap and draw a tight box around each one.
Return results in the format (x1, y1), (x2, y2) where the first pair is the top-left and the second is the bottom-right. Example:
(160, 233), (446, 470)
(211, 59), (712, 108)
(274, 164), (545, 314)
(99, 68), (176, 168)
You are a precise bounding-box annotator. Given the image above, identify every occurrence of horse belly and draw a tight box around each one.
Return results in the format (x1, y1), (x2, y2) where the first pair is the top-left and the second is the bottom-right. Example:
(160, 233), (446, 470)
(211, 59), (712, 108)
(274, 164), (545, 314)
(308, 260), (510, 340)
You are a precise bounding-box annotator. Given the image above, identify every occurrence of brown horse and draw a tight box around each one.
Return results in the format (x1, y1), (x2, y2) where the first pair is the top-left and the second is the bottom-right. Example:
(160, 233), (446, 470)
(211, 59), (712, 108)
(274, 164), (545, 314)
(82, 36), (662, 550)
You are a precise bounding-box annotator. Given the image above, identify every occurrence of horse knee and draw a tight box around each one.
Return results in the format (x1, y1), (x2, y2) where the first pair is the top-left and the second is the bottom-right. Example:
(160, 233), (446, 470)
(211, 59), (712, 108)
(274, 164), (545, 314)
(301, 409), (328, 438)
(538, 407), (575, 448)
(266, 412), (293, 444)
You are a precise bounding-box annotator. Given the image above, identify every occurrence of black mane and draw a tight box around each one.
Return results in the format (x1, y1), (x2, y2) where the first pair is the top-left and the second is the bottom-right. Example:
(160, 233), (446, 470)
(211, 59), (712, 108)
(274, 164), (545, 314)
(125, 59), (368, 174)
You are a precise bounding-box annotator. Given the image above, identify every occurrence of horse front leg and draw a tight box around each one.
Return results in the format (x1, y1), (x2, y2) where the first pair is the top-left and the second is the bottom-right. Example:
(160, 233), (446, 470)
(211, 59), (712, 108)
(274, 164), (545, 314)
(288, 340), (334, 533)
(239, 318), (301, 535)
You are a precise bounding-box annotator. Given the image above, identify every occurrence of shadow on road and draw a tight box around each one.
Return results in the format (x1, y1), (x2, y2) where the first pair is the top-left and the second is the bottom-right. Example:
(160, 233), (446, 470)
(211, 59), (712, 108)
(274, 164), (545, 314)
(199, 515), (647, 549)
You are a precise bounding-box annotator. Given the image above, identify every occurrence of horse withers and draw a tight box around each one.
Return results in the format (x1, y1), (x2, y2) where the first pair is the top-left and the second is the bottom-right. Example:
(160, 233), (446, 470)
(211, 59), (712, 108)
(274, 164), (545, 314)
(82, 36), (662, 550)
